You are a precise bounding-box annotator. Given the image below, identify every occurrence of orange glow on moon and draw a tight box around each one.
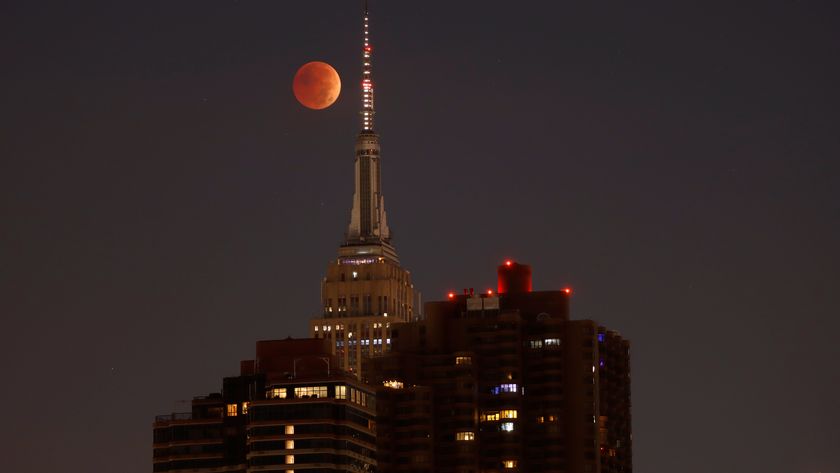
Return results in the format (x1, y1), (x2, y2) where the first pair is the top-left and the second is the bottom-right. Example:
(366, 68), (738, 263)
(293, 61), (341, 110)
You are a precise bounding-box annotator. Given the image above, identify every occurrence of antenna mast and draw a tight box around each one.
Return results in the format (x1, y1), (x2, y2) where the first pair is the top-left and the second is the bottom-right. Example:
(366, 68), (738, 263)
(361, 1), (374, 131)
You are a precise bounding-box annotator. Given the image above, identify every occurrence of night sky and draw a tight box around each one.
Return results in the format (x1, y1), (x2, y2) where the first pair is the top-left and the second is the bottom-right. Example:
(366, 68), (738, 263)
(2, 1), (839, 472)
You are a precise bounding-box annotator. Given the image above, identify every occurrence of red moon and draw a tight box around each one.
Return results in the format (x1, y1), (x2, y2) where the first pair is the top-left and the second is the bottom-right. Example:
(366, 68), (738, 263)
(293, 61), (341, 110)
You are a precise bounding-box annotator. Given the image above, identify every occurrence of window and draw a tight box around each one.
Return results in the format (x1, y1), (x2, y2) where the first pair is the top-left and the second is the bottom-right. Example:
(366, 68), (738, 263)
(501, 422), (514, 432)
(482, 411), (500, 421)
(285, 425), (295, 435)
(268, 388), (287, 399)
(500, 383), (517, 393)
(503, 459), (517, 468)
(491, 384), (518, 395)
(285, 455), (294, 465)
(241, 402), (249, 415)
(455, 431), (475, 441)
(500, 409), (518, 419)
(294, 386), (327, 398)
(529, 339), (543, 349)
(383, 380), (404, 389)
(335, 385), (347, 400)
(545, 338), (561, 346)
(348, 388), (368, 406)
(455, 356), (472, 365)
(226, 404), (237, 417)
(285, 440), (294, 450)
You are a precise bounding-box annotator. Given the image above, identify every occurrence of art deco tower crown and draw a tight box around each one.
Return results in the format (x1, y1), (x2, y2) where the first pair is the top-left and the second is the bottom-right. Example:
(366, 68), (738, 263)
(344, 1), (395, 260)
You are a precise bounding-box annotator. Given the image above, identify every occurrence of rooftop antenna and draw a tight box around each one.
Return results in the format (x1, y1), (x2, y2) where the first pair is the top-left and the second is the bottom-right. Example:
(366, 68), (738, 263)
(361, 0), (374, 131)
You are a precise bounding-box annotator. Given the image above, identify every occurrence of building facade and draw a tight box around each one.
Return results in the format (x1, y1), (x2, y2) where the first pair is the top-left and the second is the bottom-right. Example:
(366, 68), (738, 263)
(154, 338), (378, 472)
(366, 261), (632, 473)
(309, 4), (416, 376)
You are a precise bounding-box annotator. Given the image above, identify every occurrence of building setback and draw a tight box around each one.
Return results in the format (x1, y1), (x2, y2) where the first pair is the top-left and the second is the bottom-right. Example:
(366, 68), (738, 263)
(153, 338), (377, 472)
(366, 261), (632, 473)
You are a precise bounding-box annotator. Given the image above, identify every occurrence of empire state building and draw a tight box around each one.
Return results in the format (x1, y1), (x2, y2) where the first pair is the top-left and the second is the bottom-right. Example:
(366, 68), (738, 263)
(309, 3), (416, 376)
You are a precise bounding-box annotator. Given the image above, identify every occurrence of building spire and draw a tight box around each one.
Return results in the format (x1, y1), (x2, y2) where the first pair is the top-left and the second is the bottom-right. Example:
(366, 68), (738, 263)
(361, 1), (374, 131)
(345, 0), (392, 253)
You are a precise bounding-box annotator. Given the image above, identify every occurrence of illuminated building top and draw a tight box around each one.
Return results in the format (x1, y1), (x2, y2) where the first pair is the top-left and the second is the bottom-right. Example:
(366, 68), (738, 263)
(345, 0), (394, 261)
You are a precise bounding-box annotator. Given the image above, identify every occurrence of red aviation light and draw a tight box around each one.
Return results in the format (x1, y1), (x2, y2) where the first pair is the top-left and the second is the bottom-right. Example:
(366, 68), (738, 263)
(487, 289), (493, 295)
(364, 46), (372, 52)
(563, 287), (572, 295)
(504, 260), (513, 267)
(447, 292), (455, 299)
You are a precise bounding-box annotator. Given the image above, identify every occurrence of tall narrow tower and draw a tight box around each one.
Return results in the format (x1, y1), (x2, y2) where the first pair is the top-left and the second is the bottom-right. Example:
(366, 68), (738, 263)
(310, 2), (416, 377)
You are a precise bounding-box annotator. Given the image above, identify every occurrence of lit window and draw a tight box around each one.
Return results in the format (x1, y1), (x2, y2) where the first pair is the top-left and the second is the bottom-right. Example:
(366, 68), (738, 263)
(598, 333), (605, 343)
(455, 356), (472, 365)
(226, 403), (237, 417)
(269, 388), (287, 399)
(285, 425), (295, 435)
(503, 459), (517, 468)
(529, 340), (543, 349)
(501, 422), (514, 432)
(383, 380), (404, 389)
(336, 385), (347, 400)
(548, 415), (557, 422)
(285, 440), (294, 450)
(241, 402), (249, 415)
(482, 411), (500, 421)
(544, 338), (561, 346)
(500, 409), (518, 419)
(500, 383), (517, 393)
(285, 455), (294, 465)
(352, 271), (358, 279)
(314, 325), (319, 331)
(537, 416), (545, 424)
(294, 386), (328, 398)
(455, 431), (475, 441)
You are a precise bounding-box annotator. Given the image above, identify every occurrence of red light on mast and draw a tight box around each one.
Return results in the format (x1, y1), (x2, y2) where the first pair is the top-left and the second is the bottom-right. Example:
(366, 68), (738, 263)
(563, 287), (572, 295)
(504, 260), (513, 267)
(447, 292), (455, 299)
(487, 289), (493, 295)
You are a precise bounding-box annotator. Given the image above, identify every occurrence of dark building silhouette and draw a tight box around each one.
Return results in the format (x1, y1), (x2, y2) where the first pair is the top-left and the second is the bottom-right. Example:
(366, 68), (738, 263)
(366, 261), (632, 473)
(153, 338), (377, 472)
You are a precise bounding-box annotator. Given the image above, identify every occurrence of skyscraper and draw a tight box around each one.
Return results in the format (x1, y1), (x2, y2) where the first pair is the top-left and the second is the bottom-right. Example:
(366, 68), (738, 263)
(367, 261), (632, 473)
(309, 3), (416, 376)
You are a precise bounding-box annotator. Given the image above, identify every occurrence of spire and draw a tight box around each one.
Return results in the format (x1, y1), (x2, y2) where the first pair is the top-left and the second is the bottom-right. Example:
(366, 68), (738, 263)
(361, 1), (374, 131)
(344, 1), (393, 257)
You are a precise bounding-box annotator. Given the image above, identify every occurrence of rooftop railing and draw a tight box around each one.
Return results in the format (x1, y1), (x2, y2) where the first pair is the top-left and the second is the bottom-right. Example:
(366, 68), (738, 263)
(155, 412), (192, 422)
